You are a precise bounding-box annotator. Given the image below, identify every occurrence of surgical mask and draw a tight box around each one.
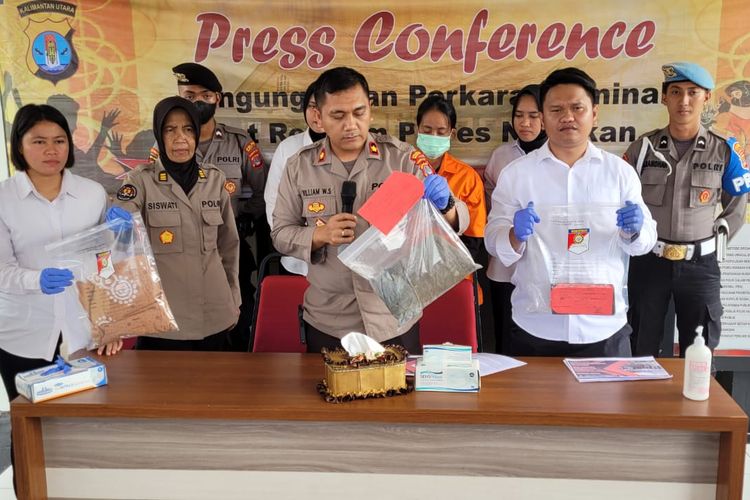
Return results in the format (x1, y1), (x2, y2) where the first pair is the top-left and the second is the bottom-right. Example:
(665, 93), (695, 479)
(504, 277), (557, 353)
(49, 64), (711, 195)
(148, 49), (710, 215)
(416, 133), (451, 159)
(193, 100), (216, 125)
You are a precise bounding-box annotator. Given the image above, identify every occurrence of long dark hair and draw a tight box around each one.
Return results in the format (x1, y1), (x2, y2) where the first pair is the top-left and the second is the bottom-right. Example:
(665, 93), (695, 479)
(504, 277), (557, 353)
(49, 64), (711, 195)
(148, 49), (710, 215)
(10, 104), (75, 171)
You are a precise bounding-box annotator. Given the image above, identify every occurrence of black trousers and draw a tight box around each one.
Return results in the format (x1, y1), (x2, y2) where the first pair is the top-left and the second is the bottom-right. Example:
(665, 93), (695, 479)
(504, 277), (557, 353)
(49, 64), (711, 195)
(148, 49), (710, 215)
(226, 231), (257, 352)
(628, 252), (721, 357)
(489, 280), (515, 355)
(303, 321), (421, 355)
(0, 339), (60, 494)
(508, 323), (633, 357)
(135, 329), (229, 351)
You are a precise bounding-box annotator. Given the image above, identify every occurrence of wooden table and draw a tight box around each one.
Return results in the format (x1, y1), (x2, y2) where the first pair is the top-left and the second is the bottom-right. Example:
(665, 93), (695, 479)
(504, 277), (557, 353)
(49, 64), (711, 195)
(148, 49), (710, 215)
(11, 352), (747, 500)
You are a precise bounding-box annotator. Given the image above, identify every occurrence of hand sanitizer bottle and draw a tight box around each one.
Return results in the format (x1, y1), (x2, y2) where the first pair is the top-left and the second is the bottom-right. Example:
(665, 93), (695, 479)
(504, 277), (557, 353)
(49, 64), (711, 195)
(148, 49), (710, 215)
(683, 326), (711, 401)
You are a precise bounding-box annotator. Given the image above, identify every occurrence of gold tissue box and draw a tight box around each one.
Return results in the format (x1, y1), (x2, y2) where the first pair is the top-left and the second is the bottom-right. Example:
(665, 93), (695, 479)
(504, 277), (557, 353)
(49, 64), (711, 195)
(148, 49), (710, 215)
(317, 345), (411, 403)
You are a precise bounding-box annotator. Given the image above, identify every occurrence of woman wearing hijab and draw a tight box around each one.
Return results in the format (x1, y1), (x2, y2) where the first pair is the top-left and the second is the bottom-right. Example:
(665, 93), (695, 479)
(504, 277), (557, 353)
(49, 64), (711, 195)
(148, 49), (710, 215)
(483, 84), (547, 354)
(115, 96), (240, 350)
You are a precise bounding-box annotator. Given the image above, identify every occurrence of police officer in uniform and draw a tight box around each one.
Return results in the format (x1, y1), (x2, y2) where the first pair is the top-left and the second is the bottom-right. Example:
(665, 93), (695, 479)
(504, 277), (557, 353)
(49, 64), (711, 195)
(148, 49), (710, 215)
(117, 96), (240, 350)
(624, 62), (750, 356)
(272, 67), (469, 354)
(167, 62), (267, 351)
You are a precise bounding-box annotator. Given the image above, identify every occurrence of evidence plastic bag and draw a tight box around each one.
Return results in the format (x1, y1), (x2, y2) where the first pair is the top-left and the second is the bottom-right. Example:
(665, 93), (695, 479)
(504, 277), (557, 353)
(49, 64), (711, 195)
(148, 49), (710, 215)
(45, 212), (178, 348)
(518, 204), (629, 315)
(338, 198), (479, 326)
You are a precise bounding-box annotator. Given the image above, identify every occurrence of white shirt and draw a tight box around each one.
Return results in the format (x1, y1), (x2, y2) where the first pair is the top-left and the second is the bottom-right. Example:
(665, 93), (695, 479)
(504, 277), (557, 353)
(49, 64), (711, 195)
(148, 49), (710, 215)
(485, 142), (657, 344)
(483, 140), (526, 282)
(0, 171), (107, 360)
(265, 130), (311, 276)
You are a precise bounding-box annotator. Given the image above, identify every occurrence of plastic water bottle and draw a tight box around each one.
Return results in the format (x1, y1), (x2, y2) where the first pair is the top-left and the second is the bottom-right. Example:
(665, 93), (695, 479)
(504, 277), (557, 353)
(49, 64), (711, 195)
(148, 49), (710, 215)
(682, 326), (711, 401)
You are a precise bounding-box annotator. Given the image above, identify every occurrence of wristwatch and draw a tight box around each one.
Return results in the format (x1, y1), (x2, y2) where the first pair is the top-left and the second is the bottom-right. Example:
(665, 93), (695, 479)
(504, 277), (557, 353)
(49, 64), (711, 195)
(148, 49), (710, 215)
(440, 195), (456, 214)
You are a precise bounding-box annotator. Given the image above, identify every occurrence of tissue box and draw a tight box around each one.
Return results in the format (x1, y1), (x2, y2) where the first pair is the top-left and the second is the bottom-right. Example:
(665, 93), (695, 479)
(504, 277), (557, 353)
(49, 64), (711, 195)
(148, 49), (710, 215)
(15, 357), (108, 403)
(317, 345), (410, 402)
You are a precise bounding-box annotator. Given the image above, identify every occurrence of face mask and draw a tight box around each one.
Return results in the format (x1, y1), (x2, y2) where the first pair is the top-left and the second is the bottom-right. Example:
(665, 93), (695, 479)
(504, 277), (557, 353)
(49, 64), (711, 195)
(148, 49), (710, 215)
(193, 100), (216, 125)
(416, 133), (451, 159)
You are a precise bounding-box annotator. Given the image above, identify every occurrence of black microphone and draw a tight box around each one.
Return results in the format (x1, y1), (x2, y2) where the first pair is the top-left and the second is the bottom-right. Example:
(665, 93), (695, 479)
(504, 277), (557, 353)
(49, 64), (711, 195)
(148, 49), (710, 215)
(341, 181), (357, 214)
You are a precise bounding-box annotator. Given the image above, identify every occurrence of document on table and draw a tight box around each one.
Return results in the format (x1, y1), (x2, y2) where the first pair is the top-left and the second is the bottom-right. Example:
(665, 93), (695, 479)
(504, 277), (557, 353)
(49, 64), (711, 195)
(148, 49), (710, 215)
(406, 353), (526, 377)
(563, 356), (673, 383)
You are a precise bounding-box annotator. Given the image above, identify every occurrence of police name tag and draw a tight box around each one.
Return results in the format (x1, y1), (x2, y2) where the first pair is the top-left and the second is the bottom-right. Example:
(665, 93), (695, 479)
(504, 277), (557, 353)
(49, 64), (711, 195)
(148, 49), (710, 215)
(550, 283), (615, 315)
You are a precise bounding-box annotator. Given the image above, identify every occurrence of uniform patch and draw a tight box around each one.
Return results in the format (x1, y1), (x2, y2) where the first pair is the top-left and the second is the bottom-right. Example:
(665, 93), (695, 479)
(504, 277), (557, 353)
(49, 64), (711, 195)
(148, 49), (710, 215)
(148, 147), (159, 163)
(158, 171), (168, 182)
(116, 184), (137, 201)
(410, 150), (434, 176)
(159, 230), (174, 245)
(198, 168), (206, 179)
(244, 140), (264, 169)
(308, 201), (325, 213)
(224, 180), (237, 194)
(318, 147), (326, 163)
(696, 136), (706, 149)
(699, 189), (711, 204)
(658, 136), (668, 149)
(662, 65), (677, 78)
(733, 141), (747, 168)
(369, 142), (379, 155)
(622, 152), (629, 162)
(567, 228), (590, 255)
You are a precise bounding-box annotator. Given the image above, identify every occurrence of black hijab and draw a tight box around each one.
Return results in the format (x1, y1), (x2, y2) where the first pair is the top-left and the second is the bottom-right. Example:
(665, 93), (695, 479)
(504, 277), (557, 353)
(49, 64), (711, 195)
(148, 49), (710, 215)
(302, 81), (326, 143)
(511, 84), (547, 154)
(153, 96), (201, 195)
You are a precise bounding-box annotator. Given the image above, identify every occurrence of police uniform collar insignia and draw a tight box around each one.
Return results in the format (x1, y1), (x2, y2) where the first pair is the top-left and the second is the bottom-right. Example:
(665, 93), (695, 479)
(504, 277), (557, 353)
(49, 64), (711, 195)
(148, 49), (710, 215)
(696, 134), (707, 150)
(215, 128), (223, 138)
(657, 135), (669, 150)
(368, 141), (380, 158)
(158, 171), (168, 182)
(316, 146), (328, 165)
(198, 168), (207, 179)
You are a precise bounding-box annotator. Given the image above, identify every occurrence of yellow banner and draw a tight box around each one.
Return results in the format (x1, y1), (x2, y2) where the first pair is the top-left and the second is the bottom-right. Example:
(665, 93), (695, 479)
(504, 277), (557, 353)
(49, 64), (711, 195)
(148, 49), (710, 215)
(1, 0), (749, 190)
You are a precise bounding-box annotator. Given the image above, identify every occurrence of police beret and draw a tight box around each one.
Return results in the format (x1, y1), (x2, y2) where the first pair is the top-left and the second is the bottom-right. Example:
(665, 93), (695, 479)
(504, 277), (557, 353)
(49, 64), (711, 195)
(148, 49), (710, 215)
(172, 63), (222, 92)
(662, 62), (714, 90)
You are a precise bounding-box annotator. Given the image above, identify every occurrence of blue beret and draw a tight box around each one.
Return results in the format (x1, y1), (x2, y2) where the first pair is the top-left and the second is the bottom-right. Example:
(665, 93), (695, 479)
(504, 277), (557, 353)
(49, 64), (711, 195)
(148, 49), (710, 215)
(172, 63), (222, 93)
(661, 62), (714, 90)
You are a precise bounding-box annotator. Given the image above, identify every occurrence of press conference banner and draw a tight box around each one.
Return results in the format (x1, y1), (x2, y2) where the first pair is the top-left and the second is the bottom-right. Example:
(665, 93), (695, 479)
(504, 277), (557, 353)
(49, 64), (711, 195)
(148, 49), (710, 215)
(1, 0), (749, 187)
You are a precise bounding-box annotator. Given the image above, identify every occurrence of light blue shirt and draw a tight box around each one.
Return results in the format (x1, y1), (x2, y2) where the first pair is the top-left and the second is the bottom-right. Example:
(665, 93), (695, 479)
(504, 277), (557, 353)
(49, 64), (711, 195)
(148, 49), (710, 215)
(0, 171), (106, 360)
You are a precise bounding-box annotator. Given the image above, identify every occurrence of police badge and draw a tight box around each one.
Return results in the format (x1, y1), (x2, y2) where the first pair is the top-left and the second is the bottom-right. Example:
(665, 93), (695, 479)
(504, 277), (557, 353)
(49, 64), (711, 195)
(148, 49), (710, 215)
(18, 1), (79, 84)
(567, 228), (590, 255)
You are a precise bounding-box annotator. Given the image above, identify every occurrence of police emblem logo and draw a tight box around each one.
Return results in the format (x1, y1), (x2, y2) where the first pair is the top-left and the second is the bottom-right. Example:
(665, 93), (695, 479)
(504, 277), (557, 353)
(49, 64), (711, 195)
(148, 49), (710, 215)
(733, 141), (747, 167)
(18, 2), (79, 84)
(116, 184), (137, 201)
(308, 201), (325, 213)
(173, 72), (188, 83)
(158, 171), (168, 182)
(699, 189), (711, 204)
(244, 141), (264, 168)
(567, 228), (590, 255)
(224, 180), (237, 194)
(198, 169), (207, 179)
(159, 230), (175, 245)
(662, 65), (677, 78)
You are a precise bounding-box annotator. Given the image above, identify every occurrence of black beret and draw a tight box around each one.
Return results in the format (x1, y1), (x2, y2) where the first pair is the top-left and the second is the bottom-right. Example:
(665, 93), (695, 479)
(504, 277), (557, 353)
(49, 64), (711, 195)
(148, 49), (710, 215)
(172, 63), (222, 93)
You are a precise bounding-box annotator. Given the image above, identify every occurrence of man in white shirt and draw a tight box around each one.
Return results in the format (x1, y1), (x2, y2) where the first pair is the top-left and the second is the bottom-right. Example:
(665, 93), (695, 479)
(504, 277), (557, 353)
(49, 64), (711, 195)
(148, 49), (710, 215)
(485, 67), (657, 357)
(265, 80), (326, 276)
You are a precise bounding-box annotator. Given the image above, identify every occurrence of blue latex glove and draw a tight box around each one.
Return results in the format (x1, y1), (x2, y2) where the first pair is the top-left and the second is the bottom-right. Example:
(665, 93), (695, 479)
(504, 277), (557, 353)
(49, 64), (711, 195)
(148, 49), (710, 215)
(616, 201), (643, 234)
(422, 174), (451, 210)
(513, 202), (541, 242)
(105, 206), (133, 231)
(40, 268), (74, 295)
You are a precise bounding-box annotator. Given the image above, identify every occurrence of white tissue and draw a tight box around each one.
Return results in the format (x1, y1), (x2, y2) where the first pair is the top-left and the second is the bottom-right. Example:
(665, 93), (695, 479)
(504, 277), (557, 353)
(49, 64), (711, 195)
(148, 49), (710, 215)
(341, 332), (385, 360)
